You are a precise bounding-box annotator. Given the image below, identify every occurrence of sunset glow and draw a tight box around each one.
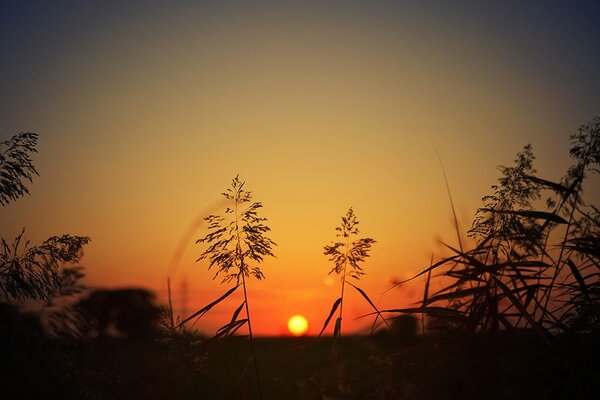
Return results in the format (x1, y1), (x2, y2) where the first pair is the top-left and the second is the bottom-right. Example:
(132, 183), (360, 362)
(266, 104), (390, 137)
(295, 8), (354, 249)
(1, 1), (599, 337)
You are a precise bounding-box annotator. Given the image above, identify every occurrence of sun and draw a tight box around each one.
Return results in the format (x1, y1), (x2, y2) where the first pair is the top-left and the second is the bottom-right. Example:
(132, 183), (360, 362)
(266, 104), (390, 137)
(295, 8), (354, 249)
(287, 315), (309, 336)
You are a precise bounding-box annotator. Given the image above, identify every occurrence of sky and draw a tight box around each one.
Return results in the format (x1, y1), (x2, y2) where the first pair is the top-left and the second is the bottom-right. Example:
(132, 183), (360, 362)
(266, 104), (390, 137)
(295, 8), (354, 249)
(1, 0), (600, 335)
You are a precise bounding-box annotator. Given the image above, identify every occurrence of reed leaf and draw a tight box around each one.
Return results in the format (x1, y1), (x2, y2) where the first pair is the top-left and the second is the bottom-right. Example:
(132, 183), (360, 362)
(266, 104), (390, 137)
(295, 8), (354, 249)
(333, 317), (342, 339)
(319, 298), (342, 337)
(489, 274), (553, 345)
(566, 258), (589, 300)
(178, 283), (240, 327)
(480, 209), (568, 224)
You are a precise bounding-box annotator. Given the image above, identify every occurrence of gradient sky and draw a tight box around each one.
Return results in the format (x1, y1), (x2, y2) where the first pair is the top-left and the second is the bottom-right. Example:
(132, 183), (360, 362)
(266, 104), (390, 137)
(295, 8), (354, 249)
(2, 1), (600, 335)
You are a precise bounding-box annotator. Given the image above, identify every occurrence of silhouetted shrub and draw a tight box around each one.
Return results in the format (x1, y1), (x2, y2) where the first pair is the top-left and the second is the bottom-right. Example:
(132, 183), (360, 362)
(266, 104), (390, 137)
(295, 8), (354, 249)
(0, 132), (90, 397)
(390, 315), (418, 340)
(77, 288), (161, 339)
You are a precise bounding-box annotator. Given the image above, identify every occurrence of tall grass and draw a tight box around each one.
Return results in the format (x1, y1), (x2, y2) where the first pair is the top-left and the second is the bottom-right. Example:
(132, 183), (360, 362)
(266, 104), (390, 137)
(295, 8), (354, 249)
(376, 116), (600, 341)
(178, 175), (276, 399)
(320, 208), (392, 343)
(1, 131), (91, 397)
(0, 131), (90, 331)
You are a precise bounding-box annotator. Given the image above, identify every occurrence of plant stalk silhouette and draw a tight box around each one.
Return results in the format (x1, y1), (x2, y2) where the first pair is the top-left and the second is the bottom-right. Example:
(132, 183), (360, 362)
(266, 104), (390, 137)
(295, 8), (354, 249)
(320, 208), (382, 345)
(179, 175), (275, 400)
(372, 116), (600, 343)
(1, 132), (90, 306)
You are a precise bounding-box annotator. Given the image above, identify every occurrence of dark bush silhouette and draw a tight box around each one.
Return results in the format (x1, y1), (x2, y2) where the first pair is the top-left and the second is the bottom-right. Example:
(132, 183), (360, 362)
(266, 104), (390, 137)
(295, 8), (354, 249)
(0, 132), (90, 397)
(0, 302), (83, 397)
(1, 132), (90, 303)
(380, 116), (600, 340)
(77, 288), (161, 339)
(389, 315), (418, 340)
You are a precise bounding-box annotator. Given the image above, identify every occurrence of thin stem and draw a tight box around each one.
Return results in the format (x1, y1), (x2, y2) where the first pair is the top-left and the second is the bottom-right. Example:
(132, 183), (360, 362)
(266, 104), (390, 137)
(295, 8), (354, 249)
(421, 257), (432, 336)
(241, 271), (263, 399)
(533, 180), (575, 319)
(540, 181), (581, 324)
(234, 196), (263, 400)
(437, 151), (464, 254)
(167, 277), (175, 331)
(468, 228), (497, 331)
(338, 235), (350, 337)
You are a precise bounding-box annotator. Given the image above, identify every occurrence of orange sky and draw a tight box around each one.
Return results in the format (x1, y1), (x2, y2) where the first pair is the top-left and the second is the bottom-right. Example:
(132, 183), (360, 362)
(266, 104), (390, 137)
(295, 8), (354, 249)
(2, 1), (600, 335)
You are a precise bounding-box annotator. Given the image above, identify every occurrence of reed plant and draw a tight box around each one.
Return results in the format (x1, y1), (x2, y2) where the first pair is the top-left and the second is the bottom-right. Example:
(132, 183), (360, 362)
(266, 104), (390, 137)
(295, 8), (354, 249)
(374, 116), (600, 341)
(0, 132), (90, 321)
(179, 175), (275, 399)
(320, 208), (388, 340)
(1, 131), (91, 397)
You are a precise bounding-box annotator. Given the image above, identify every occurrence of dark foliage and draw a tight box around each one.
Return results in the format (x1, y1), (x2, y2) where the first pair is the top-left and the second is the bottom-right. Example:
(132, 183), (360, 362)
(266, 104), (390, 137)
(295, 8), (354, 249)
(0, 131), (91, 397)
(0, 132), (38, 206)
(382, 116), (600, 343)
(1, 229), (90, 302)
(77, 288), (161, 339)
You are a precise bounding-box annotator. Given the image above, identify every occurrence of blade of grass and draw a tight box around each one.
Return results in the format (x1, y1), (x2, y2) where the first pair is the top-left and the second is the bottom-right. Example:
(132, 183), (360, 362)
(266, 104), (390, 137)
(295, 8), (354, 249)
(566, 258), (590, 300)
(347, 281), (395, 336)
(333, 317), (342, 339)
(422, 260), (432, 335)
(362, 306), (466, 319)
(437, 150), (463, 253)
(480, 208), (568, 224)
(423, 286), (487, 306)
(319, 298), (342, 336)
(489, 274), (553, 346)
(214, 319), (248, 339)
(382, 254), (462, 295)
(523, 174), (572, 194)
(178, 283), (240, 327)
(167, 277), (175, 330)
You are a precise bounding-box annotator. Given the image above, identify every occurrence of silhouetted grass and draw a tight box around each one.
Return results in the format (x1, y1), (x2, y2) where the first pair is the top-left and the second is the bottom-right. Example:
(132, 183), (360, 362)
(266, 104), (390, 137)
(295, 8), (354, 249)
(320, 208), (391, 344)
(378, 117), (600, 346)
(2, 118), (599, 399)
(177, 175), (276, 399)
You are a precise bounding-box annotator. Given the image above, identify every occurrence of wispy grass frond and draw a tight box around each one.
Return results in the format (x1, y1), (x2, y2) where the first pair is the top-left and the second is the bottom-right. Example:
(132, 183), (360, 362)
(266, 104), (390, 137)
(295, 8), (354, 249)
(383, 116), (600, 341)
(187, 175), (275, 400)
(321, 208), (379, 342)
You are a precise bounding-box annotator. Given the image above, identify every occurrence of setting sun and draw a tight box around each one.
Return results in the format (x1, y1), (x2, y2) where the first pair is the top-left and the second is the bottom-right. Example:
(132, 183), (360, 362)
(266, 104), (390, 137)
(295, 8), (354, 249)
(287, 315), (309, 336)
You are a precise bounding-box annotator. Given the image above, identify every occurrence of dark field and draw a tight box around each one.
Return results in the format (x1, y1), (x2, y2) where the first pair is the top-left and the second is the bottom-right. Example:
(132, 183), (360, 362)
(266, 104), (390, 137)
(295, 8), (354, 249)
(4, 313), (597, 400)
